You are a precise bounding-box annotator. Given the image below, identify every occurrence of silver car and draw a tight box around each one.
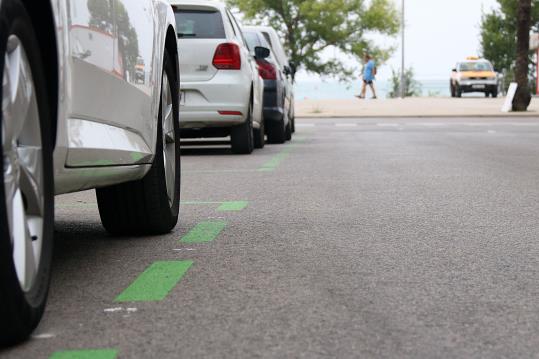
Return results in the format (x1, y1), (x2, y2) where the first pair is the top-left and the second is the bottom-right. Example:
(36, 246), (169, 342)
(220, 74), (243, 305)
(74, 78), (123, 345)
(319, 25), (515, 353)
(1, 0), (180, 344)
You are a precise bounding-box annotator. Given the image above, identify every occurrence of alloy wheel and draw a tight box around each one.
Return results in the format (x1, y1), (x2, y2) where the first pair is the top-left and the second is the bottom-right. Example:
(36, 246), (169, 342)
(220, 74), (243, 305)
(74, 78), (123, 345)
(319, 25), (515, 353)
(2, 35), (45, 293)
(161, 72), (176, 207)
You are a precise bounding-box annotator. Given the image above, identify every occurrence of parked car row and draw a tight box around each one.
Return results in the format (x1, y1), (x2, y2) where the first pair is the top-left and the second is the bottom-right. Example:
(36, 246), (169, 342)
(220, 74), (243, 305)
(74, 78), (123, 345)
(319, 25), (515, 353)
(0, 0), (295, 345)
(171, 0), (296, 153)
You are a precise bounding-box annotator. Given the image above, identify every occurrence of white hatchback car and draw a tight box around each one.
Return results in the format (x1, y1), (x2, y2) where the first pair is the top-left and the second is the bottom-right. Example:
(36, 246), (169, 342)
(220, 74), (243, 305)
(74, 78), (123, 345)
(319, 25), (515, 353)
(1, 0), (180, 345)
(170, 0), (267, 154)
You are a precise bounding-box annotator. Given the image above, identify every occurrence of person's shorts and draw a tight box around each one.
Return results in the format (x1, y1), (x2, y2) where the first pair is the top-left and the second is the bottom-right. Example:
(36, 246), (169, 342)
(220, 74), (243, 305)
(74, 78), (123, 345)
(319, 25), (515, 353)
(363, 79), (374, 85)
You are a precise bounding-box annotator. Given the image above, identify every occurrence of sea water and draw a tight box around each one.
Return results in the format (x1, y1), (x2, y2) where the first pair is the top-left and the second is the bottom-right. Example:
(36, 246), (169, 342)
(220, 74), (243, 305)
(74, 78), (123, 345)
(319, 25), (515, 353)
(295, 79), (451, 100)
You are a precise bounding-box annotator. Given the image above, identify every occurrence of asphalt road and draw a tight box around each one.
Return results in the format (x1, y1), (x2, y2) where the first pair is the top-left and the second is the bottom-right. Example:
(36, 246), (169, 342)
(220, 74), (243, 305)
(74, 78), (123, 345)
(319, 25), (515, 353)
(4, 117), (539, 358)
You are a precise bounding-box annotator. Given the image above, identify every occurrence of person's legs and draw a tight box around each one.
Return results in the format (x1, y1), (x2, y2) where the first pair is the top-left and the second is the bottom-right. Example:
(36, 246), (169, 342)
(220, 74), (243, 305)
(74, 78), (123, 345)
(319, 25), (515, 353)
(360, 80), (367, 98)
(369, 83), (377, 99)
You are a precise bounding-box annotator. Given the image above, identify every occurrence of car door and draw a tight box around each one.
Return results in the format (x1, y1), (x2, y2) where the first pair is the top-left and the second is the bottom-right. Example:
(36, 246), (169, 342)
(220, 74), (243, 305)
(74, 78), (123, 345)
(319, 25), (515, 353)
(65, 0), (156, 168)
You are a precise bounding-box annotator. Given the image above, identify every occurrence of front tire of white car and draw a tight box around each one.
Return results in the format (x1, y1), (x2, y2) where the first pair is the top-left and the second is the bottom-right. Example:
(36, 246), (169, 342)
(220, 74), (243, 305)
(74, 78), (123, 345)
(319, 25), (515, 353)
(96, 50), (181, 236)
(0, 0), (55, 346)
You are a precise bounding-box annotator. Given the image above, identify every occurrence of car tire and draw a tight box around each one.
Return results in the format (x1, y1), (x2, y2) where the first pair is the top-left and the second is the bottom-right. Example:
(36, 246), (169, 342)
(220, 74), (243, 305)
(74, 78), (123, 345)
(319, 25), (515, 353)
(254, 118), (265, 149)
(285, 117), (292, 141)
(492, 90), (498, 98)
(450, 82), (455, 98)
(291, 117), (296, 133)
(231, 99), (254, 154)
(96, 50), (181, 236)
(485, 92), (490, 98)
(0, 0), (55, 345)
(456, 85), (462, 98)
(266, 115), (286, 144)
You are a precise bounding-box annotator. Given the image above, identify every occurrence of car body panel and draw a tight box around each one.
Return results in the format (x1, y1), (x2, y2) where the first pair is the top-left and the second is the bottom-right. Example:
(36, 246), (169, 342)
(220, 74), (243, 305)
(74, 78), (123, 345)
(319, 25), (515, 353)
(47, 0), (178, 195)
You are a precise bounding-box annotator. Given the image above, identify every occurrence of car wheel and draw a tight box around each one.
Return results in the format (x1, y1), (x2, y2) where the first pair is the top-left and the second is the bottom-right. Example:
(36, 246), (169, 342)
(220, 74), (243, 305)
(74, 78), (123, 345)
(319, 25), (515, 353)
(450, 82), (455, 97)
(96, 50), (180, 235)
(285, 116), (292, 141)
(254, 118), (265, 149)
(291, 117), (296, 134)
(231, 99), (254, 154)
(456, 85), (462, 98)
(266, 115), (286, 144)
(485, 92), (490, 98)
(0, 0), (55, 345)
(492, 90), (498, 98)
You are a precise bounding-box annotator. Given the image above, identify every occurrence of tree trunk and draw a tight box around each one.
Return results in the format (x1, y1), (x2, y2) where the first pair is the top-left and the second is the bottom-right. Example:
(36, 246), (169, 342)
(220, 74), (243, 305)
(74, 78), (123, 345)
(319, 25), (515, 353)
(513, 0), (532, 111)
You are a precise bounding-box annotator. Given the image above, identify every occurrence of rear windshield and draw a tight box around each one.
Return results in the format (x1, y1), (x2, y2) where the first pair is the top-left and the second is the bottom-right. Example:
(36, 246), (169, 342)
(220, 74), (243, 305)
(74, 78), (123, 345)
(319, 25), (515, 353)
(458, 61), (493, 72)
(174, 10), (225, 39)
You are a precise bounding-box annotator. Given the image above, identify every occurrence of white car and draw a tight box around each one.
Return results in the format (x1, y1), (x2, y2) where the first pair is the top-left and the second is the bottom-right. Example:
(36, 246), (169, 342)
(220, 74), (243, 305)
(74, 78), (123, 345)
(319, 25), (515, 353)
(1, 0), (180, 344)
(170, 0), (266, 154)
(246, 26), (296, 136)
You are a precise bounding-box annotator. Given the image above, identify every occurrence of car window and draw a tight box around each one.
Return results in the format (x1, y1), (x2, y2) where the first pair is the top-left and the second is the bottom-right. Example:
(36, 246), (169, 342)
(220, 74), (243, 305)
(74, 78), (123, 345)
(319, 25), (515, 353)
(261, 32), (272, 47)
(174, 10), (225, 39)
(243, 32), (261, 52)
(458, 61), (493, 72)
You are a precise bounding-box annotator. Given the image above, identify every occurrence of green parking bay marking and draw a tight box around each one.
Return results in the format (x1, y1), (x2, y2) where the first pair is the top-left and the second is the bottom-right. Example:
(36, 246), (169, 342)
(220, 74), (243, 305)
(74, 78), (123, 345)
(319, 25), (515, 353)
(217, 201), (248, 211)
(259, 142), (302, 172)
(181, 221), (227, 244)
(181, 201), (248, 212)
(115, 261), (193, 302)
(49, 349), (118, 359)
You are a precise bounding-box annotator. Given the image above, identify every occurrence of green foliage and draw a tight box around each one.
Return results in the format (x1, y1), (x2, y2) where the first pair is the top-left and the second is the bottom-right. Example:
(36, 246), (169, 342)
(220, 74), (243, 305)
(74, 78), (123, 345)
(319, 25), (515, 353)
(227, 0), (400, 79)
(387, 67), (422, 98)
(480, 0), (539, 89)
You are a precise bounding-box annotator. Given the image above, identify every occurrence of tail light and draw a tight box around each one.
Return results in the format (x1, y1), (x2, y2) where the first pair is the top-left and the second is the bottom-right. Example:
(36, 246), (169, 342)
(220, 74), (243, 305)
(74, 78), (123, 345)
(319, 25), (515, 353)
(256, 59), (277, 80)
(212, 43), (241, 70)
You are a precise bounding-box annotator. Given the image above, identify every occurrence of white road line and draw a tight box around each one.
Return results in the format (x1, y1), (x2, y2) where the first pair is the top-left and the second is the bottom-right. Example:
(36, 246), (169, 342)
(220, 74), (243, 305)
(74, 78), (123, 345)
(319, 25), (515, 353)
(336, 123), (358, 127)
(377, 123), (400, 127)
(296, 123), (316, 127)
(488, 130), (497, 134)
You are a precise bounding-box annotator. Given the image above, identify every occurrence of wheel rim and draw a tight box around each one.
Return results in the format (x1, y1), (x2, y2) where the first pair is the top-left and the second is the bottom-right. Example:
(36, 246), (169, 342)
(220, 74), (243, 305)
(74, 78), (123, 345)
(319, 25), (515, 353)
(2, 35), (45, 293)
(161, 72), (176, 207)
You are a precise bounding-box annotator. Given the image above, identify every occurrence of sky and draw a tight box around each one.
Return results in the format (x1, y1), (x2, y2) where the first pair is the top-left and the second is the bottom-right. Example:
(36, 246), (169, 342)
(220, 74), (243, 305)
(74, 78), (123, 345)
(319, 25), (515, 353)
(297, 0), (500, 82)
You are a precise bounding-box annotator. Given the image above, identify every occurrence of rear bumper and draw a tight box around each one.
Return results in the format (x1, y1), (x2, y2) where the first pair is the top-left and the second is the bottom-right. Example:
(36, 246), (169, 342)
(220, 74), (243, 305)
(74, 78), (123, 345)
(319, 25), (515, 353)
(263, 79), (284, 122)
(180, 72), (251, 129)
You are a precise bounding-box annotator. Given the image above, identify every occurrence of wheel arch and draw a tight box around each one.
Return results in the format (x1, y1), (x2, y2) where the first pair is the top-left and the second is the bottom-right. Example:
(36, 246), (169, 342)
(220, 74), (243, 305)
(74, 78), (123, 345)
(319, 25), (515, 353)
(164, 25), (179, 92)
(21, 0), (58, 148)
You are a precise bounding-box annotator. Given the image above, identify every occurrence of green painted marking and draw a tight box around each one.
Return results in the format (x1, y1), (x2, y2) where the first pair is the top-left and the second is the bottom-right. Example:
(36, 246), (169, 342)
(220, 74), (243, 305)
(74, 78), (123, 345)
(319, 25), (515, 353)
(181, 220), (227, 244)
(217, 201), (248, 212)
(115, 261), (193, 302)
(181, 201), (222, 205)
(49, 349), (118, 359)
(259, 149), (292, 172)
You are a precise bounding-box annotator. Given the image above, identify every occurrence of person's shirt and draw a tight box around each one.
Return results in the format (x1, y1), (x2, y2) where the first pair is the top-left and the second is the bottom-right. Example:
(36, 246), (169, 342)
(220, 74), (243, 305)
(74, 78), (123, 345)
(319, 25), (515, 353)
(364, 60), (376, 81)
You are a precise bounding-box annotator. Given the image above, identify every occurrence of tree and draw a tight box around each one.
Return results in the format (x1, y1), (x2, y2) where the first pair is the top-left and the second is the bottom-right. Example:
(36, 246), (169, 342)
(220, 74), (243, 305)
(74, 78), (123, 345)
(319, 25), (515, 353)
(480, 0), (539, 93)
(387, 67), (422, 98)
(227, 0), (400, 79)
(514, 0), (532, 111)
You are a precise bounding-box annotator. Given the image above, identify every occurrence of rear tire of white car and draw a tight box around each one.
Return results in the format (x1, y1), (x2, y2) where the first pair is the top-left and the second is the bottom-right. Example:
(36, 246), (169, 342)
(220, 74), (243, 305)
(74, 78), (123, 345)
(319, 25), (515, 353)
(254, 119), (265, 149)
(96, 50), (181, 236)
(0, 0), (55, 346)
(231, 100), (254, 154)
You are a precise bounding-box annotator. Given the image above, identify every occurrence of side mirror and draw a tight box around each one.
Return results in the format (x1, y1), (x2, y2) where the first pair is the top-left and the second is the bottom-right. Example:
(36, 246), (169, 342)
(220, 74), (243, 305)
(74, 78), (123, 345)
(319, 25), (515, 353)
(451, 68), (457, 72)
(289, 61), (297, 75)
(254, 46), (270, 60)
(284, 66), (292, 75)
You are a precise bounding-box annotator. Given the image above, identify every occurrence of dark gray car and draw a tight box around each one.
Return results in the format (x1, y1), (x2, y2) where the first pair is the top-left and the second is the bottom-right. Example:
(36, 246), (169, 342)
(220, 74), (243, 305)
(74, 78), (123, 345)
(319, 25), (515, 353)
(243, 29), (292, 144)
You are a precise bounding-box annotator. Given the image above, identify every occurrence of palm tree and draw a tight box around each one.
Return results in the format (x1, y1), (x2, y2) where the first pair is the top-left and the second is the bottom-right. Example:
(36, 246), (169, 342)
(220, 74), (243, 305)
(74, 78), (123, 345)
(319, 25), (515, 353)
(513, 0), (532, 111)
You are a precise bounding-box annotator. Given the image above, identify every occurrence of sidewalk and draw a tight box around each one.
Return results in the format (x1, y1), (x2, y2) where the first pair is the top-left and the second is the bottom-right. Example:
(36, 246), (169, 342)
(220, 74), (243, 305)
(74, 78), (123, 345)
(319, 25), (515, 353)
(295, 97), (539, 118)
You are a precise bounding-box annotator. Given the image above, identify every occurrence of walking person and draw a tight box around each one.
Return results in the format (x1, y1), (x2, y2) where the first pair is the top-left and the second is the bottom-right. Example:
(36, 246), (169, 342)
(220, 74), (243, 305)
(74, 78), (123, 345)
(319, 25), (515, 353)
(357, 54), (377, 99)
